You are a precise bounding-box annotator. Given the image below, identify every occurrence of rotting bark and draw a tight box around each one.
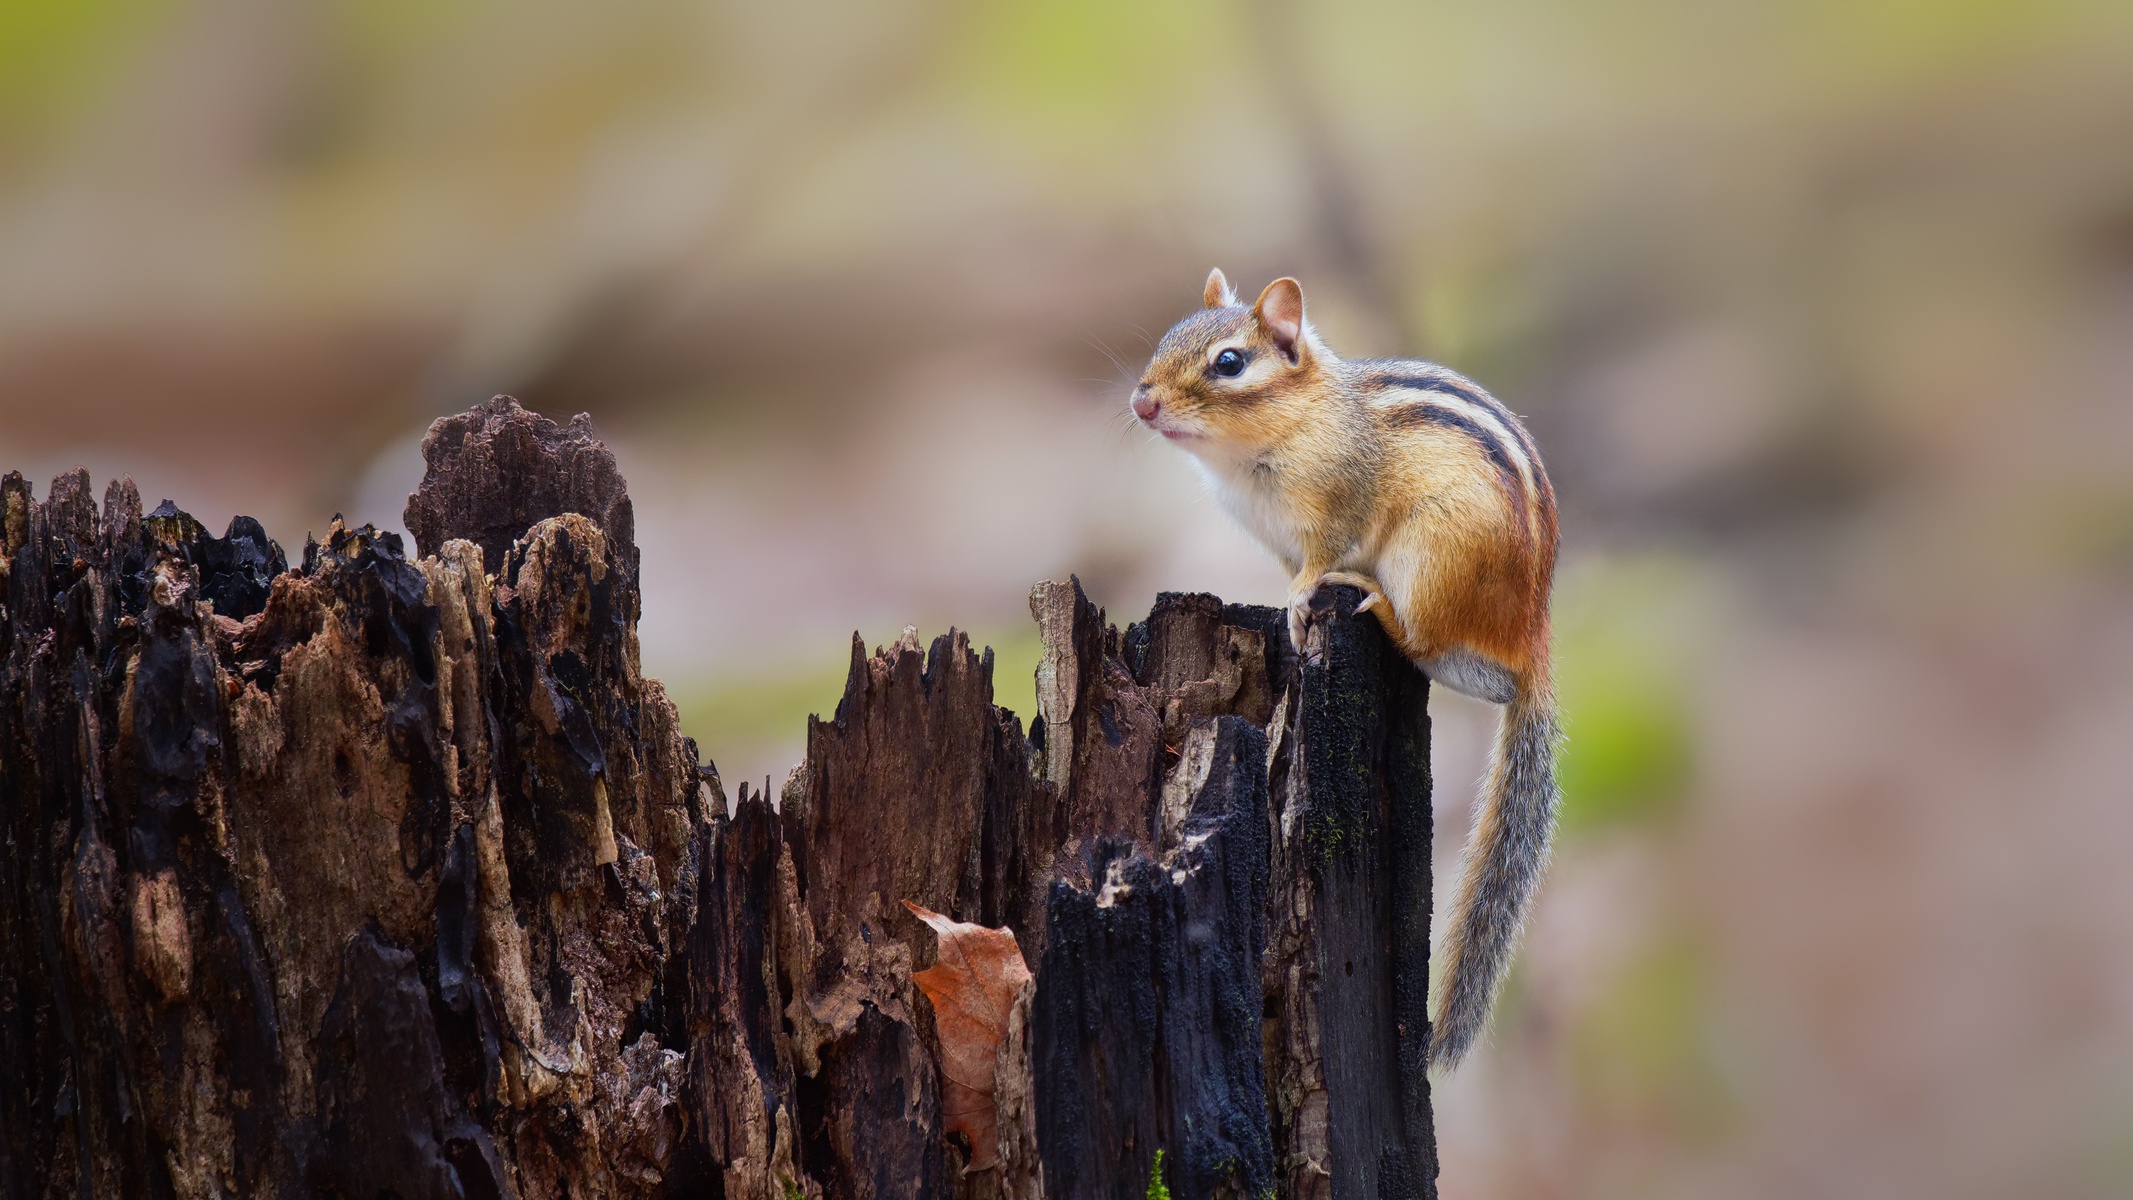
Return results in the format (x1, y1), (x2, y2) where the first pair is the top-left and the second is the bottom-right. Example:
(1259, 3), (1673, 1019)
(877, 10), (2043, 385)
(1, 395), (1435, 1199)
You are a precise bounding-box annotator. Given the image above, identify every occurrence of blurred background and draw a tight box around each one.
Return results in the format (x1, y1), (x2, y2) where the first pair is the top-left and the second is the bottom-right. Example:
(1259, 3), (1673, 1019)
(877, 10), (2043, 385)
(5, 0), (2132, 1194)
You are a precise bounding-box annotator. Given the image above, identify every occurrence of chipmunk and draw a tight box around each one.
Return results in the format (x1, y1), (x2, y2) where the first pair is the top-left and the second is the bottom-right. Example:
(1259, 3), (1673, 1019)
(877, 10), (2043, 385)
(1131, 269), (1560, 1068)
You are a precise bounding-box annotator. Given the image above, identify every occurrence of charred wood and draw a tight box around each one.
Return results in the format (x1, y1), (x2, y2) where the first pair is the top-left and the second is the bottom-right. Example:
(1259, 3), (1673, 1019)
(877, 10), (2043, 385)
(0, 397), (1435, 1199)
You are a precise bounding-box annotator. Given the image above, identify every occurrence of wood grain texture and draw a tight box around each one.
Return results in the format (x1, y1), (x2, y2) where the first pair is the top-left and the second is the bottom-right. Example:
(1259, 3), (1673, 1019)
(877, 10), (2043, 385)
(0, 400), (1435, 1199)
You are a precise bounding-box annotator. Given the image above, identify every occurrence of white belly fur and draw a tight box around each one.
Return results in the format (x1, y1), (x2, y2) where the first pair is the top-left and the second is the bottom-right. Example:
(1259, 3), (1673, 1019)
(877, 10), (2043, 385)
(1197, 459), (1306, 570)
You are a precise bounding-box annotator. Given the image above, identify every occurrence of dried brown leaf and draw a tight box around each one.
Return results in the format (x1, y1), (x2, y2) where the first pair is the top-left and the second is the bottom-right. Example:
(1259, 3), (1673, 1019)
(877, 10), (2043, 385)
(903, 900), (1033, 1172)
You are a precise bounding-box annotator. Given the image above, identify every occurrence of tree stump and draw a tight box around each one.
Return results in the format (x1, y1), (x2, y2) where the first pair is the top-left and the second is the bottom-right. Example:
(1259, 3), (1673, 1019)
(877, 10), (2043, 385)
(0, 397), (1436, 1199)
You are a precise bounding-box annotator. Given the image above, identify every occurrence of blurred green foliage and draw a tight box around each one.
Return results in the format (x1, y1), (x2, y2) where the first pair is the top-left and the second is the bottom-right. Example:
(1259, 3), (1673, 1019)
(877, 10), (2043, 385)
(671, 624), (1043, 792)
(0, 0), (170, 143)
(2088, 1098), (2133, 1194)
(946, 0), (1224, 152)
(2047, 484), (2133, 574)
(1571, 931), (1734, 1143)
(670, 653), (848, 791)
(1551, 556), (1702, 839)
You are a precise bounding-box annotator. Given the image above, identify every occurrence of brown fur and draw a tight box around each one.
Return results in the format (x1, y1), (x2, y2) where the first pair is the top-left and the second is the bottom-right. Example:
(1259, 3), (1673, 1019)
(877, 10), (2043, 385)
(1133, 276), (1555, 678)
(1134, 271), (1561, 1067)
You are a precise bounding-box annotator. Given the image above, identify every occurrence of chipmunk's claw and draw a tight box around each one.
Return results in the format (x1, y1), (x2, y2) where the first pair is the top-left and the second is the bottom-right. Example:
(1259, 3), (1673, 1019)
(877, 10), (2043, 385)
(1285, 595), (1314, 654)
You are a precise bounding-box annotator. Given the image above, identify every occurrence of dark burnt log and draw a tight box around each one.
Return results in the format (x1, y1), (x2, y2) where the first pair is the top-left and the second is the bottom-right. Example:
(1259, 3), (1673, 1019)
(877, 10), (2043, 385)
(1, 398), (1436, 1200)
(1030, 585), (1436, 1199)
(1032, 714), (1274, 1200)
(670, 781), (805, 1198)
(1263, 585), (1438, 1199)
(0, 405), (704, 1197)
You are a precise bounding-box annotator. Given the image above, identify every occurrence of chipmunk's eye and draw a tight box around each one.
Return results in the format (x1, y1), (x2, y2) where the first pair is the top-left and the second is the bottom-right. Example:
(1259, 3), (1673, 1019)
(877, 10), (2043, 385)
(1212, 348), (1246, 377)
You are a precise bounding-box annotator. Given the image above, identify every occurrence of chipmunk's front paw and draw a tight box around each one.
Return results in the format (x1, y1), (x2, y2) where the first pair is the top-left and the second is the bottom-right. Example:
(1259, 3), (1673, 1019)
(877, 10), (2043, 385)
(1289, 571), (1402, 653)
(1286, 593), (1313, 653)
(1315, 570), (1391, 618)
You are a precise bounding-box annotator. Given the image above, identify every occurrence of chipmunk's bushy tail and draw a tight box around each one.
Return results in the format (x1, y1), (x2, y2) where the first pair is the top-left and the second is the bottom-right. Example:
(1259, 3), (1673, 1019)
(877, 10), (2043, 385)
(1430, 679), (1561, 1069)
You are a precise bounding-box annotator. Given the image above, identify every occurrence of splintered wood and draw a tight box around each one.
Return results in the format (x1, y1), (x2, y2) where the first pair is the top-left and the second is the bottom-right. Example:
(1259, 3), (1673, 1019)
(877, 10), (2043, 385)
(0, 396), (1436, 1199)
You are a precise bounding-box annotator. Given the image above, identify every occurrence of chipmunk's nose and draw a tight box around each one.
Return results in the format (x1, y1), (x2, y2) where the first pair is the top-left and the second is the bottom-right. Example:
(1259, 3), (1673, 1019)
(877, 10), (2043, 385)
(1131, 385), (1159, 421)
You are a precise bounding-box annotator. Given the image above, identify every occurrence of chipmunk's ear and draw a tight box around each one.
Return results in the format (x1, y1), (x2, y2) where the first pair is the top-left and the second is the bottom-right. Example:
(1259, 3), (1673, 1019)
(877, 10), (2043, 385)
(1253, 277), (1306, 362)
(1203, 268), (1237, 308)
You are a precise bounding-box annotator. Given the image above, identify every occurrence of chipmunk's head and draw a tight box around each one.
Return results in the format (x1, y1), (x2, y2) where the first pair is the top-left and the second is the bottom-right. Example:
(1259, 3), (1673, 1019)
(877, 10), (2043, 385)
(1131, 269), (1334, 458)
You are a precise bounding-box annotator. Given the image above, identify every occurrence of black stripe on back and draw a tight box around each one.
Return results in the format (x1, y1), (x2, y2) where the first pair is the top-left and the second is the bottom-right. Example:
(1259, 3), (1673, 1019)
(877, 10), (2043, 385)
(1383, 399), (1523, 492)
(1372, 373), (1539, 463)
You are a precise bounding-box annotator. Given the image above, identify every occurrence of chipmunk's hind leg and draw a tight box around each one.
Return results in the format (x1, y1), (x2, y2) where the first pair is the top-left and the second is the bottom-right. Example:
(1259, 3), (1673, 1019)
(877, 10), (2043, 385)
(1421, 647), (1518, 705)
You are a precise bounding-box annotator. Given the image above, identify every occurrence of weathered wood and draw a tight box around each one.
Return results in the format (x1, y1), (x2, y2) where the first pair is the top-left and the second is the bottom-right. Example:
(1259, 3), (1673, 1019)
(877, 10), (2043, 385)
(1034, 586), (1438, 1200)
(1, 408), (702, 1196)
(775, 627), (1034, 1198)
(1032, 713), (1274, 1199)
(404, 394), (638, 583)
(1262, 585), (1438, 1199)
(1029, 579), (1161, 856)
(0, 396), (1436, 1199)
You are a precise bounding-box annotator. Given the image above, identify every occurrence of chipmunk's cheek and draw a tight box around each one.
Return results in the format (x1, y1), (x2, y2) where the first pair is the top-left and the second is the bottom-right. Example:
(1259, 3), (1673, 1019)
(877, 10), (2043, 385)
(1153, 406), (1206, 440)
